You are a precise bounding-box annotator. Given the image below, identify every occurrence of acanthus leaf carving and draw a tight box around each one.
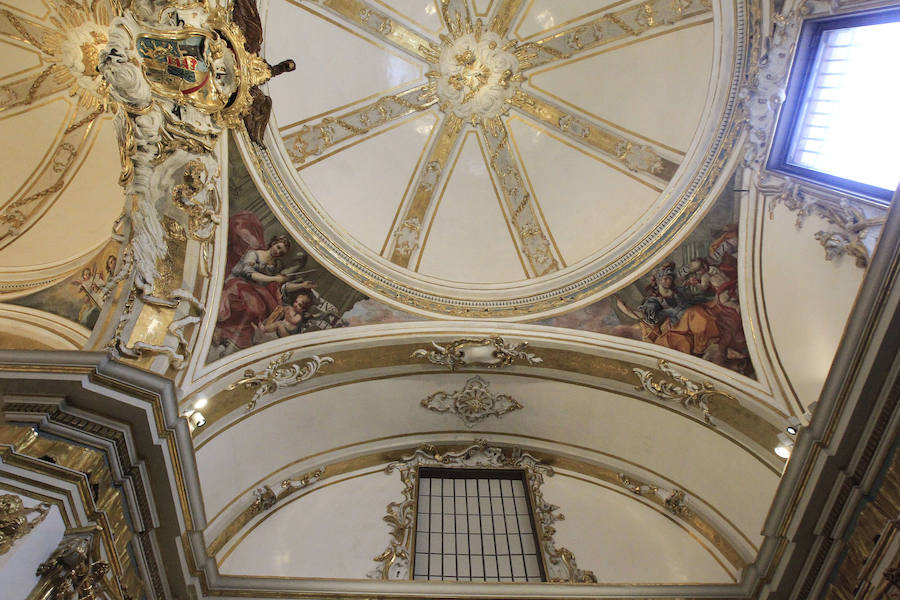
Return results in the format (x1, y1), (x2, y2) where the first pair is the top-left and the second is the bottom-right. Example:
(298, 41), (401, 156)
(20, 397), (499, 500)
(758, 173), (886, 269)
(228, 352), (334, 411)
(412, 336), (542, 371)
(632, 359), (736, 425)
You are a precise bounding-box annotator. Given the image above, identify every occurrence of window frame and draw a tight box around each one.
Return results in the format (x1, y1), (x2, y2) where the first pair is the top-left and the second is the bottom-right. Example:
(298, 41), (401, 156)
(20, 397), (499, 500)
(410, 466), (548, 582)
(767, 6), (900, 203)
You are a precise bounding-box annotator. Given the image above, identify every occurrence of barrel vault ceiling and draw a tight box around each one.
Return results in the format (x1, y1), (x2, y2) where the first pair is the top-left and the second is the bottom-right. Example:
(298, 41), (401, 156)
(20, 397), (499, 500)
(0, 0), (896, 598)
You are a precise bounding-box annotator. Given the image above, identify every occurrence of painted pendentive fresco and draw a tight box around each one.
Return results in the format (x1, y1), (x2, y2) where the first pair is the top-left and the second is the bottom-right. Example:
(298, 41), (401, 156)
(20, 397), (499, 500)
(9, 240), (121, 330)
(539, 179), (754, 378)
(210, 142), (751, 376)
(207, 140), (419, 362)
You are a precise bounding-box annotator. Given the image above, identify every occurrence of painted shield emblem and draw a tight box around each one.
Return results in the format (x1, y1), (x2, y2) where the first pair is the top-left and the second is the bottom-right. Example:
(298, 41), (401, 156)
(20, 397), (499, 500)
(136, 33), (227, 112)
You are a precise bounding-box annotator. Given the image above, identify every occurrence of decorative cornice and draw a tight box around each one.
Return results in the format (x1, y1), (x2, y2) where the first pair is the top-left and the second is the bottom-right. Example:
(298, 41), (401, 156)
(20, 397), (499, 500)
(411, 336), (542, 371)
(369, 440), (596, 583)
(227, 352), (333, 411)
(632, 360), (736, 425)
(420, 376), (522, 427)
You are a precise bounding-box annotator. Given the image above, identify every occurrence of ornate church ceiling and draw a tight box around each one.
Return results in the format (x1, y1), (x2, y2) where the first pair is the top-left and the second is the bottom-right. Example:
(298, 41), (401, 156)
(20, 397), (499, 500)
(0, 0), (895, 597)
(253, 0), (737, 318)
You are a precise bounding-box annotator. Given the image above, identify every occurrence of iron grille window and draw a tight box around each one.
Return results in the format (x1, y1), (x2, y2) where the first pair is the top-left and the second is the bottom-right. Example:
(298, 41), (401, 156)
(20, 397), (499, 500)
(412, 468), (545, 582)
(768, 8), (900, 202)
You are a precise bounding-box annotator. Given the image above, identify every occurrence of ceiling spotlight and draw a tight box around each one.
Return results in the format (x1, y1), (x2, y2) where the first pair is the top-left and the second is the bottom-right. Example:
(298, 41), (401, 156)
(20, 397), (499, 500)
(774, 445), (792, 459)
(786, 425), (798, 435)
(188, 411), (206, 428)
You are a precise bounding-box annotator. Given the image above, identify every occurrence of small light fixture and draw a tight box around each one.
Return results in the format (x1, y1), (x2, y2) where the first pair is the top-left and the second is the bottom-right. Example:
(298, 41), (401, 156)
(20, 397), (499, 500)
(188, 411), (206, 428)
(774, 445), (792, 459)
(785, 415), (802, 436)
(775, 432), (794, 459)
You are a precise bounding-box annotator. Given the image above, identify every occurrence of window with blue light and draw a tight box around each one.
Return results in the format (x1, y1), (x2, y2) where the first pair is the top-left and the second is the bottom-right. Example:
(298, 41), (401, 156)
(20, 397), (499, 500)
(769, 9), (900, 202)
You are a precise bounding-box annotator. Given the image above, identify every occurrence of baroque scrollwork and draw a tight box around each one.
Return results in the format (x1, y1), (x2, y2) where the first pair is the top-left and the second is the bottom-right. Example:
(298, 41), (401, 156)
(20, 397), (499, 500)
(392, 217), (422, 258)
(632, 359), (736, 425)
(369, 440), (596, 583)
(420, 375), (522, 427)
(281, 466), (326, 493)
(0, 493), (51, 555)
(228, 352), (334, 411)
(34, 527), (127, 600)
(86, 0), (293, 370)
(758, 174), (886, 269)
(412, 336), (542, 371)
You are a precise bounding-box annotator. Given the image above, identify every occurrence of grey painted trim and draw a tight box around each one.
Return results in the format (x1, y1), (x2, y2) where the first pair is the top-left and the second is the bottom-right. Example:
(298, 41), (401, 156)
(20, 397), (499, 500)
(750, 186), (900, 599)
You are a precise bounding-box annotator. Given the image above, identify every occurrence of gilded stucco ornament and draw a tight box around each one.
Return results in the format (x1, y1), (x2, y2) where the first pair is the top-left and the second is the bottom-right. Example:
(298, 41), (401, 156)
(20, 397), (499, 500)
(0, 493), (51, 555)
(412, 336), (542, 371)
(618, 473), (695, 518)
(0, 1), (112, 246)
(758, 173), (885, 269)
(34, 527), (126, 600)
(369, 440), (596, 583)
(632, 359), (737, 425)
(420, 375), (522, 427)
(228, 352), (334, 411)
(738, 2), (887, 269)
(208, 466), (325, 557)
(88, 0), (292, 369)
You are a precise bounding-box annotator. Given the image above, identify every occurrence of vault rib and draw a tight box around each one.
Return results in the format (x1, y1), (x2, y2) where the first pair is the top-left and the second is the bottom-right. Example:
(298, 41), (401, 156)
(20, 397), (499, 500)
(478, 118), (563, 277)
(385, 113), (465, 267)
(312, 0), (440, 62)
(283, 84), (438, 168)
(486, 0), (527, 35)
(508, 89), (679, 184)
(517, 0), (712, 71)
(0, 65), (69, 113)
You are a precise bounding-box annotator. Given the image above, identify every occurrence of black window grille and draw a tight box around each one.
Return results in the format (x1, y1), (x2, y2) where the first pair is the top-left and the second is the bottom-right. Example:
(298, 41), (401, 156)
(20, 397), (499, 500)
(412, 467), (545, 582)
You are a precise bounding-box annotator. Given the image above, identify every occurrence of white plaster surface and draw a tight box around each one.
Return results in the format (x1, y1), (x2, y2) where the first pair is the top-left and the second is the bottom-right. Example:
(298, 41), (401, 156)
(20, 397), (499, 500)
(197, 374), (778, 547)
(761, 203), (865, 409)
(529, 21), (714, 153)
(545, 472), (735, 583)
(219, 470), (404, 578)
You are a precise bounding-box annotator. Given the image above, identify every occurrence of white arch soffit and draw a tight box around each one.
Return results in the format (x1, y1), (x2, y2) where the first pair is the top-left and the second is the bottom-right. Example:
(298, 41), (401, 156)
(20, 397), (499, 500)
(183, 321), (787, 422)
(215, 462), (745, 583)
(0, 304), (89, 349)
(193, 378), (781, 556)
(203, 433), (761, 580)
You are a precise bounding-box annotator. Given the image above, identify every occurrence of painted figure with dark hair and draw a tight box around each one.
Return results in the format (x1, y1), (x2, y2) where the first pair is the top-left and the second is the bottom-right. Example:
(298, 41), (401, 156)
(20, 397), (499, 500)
(212, 211), (346, 359)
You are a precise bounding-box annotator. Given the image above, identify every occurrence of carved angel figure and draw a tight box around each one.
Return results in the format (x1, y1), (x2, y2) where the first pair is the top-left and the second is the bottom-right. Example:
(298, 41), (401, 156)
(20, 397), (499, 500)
(231, 0), (296, 147)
